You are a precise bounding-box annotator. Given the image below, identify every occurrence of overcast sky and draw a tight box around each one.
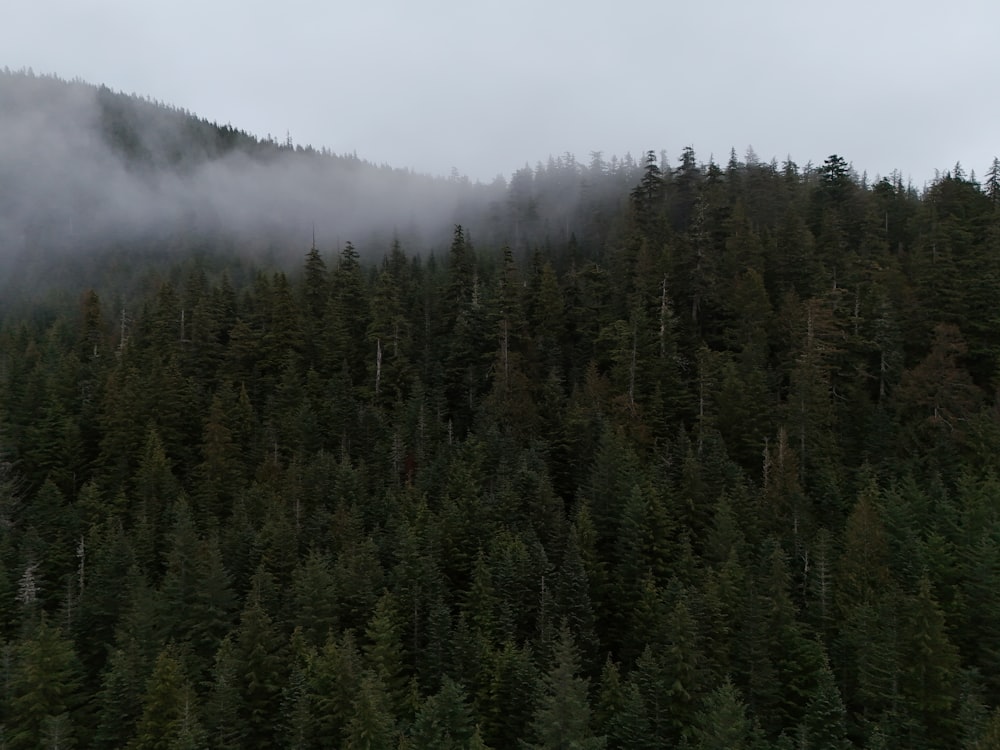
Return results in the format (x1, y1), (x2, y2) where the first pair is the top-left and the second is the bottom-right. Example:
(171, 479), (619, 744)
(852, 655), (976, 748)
(2, 0), (997, 185)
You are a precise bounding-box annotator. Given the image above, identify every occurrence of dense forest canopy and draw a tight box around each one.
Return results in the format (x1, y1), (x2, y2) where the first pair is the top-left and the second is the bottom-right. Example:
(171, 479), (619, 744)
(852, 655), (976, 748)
(3, 68), (1000, 749)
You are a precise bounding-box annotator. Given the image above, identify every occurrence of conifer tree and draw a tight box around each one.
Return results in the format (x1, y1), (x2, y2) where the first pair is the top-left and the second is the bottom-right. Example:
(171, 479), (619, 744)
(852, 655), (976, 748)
(801, 650), (849, 750)
(410, 677), (476, 750)
(301, 244), (329, 368)
(364, 590), (410, 721)
(204, 636), (247, 750)
(483, 640), (538, 748)
(527, 625), (606, 750)
(288, 550), (339, 646)
(968, 707), (1000, 750)
(128, 646), (204, 750)
(307, 632), (363, 744)
(8, 616), (82, 750)
(234, 594), (285, 747)
(693, 678), (760, 750)
(900, 574), (960, 745)
(345, 671), (396, 750)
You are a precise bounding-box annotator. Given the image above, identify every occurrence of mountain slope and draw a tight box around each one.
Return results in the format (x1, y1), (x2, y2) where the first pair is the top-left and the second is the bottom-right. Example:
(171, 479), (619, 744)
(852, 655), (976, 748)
(0, 70), (495, 291)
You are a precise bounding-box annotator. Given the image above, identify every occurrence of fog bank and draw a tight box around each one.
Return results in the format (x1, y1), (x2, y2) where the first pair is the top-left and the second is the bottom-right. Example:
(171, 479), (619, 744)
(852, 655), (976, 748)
(0, 72), (495, 284)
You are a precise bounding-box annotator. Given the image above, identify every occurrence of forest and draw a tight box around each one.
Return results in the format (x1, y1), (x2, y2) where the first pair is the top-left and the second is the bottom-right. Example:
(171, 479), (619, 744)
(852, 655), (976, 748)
(2, 69), (1000, 748)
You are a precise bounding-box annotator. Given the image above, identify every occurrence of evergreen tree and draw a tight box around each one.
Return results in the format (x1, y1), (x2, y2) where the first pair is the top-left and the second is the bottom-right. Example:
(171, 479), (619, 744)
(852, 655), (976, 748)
(527, 625), (606, 750)
(800, 650), (849, 750)
(128, 646), (205, 750)
(410, 677), (476, 750)
(234, 594), (285, 748)
(900, 575), (960, 745)
(92, 638), (148, 749)
(344, 671), (397, 750)
(204, 636), (247, 750)
(8, 616), (83, 750)
(693, 678), (760, 750)
(364, 590), (410, 721)
(482, 640), (538, 748)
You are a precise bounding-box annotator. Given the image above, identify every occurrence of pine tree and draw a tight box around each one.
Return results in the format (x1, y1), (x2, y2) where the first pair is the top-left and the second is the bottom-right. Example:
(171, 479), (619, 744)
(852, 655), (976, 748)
(129, 426), (180, 573)
(92, 638), (148, 749)
(693, 678), (759, 750)
(367, 260), (412, 404)
(410, 677), (476, 750)
(483, 640), (538, 748)
(194, 387), (243, 520)
(968, 707), (1000, 750)
(604, 679), (652, 750)
(309, 630), (363, 745)
(527, 625), (606, 750)
(288, 550), (339, 646)
(800, 650), (849, 750)
(553, 525), (599, 668)
(8, 616), (83, 750)
(203, 636), (246, 750)
(364, 590), (410, 721)
(838, 477), (891, 612)
(235, 595), (285, 747)
(957, 531), (1000, 704)
(301, 243), (329, 367)
(895, 323), (982, 472)
(900, 574), (960, 745)
(128, 646), (204, 750)
(631, 151), (665, 244)
(280, 646), (316, 750)
(660, 588), (705, 743)
(344, 671), (396, 750)
(327, 241), (370, 384)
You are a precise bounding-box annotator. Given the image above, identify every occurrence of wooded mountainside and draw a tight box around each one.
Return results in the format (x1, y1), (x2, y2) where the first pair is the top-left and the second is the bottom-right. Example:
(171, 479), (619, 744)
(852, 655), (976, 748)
(2, 69), (1000, 749)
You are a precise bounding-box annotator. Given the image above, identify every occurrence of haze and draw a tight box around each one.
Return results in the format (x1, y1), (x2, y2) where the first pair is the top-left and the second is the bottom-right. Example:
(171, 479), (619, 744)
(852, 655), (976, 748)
(0, 73), (491, 282)
(3, 0), (998, 185)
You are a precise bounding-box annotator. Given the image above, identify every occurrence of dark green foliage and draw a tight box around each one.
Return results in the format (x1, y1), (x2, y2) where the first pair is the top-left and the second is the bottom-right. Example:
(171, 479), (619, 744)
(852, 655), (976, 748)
(234, 594), (286, 747)
(968, 708), (1000, 750)
(410, 677), (476, 750)
(345, 671), (396, 750)
(364, 591), (410, 720)
(7, 616), (83, 750)
(203, 637), (247, 749)
(527, 626), (606, 749)
(92, 638), (148, 748)
(693, 678), (762, 750)
(1, 108), (998, 748)
(482, 640), (538, 748)
(900, 575), (960, 745)
(307, 631), (363, 746)
(801, 652), (849, 750)
(129, 645), (205, 750)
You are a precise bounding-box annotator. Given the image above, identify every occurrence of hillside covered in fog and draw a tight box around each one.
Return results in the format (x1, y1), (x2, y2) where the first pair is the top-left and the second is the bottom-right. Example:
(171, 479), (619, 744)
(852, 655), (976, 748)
(0, 69), (649, 305)
(0, 70), (477, 296)
(4, 67), (1000, 749)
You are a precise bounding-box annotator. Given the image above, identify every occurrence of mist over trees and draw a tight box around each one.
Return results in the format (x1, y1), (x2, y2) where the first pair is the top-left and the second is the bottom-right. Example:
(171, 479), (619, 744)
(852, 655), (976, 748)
(3, 68), (1000, 749)
(0, 70), (493, 294)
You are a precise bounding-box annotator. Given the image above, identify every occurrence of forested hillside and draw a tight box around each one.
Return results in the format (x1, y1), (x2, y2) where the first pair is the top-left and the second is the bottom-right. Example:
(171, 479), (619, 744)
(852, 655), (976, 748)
(0, 69), (503, 305)
(3, 70), (1000, 748)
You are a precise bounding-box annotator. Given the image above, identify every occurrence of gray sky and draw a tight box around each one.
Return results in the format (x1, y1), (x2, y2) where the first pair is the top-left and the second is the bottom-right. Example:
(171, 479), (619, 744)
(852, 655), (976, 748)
(3, 0), (997, 185)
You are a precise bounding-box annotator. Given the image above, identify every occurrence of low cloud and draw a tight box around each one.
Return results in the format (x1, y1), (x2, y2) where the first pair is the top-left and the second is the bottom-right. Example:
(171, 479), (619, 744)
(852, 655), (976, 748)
(0, 72), (495, 289)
